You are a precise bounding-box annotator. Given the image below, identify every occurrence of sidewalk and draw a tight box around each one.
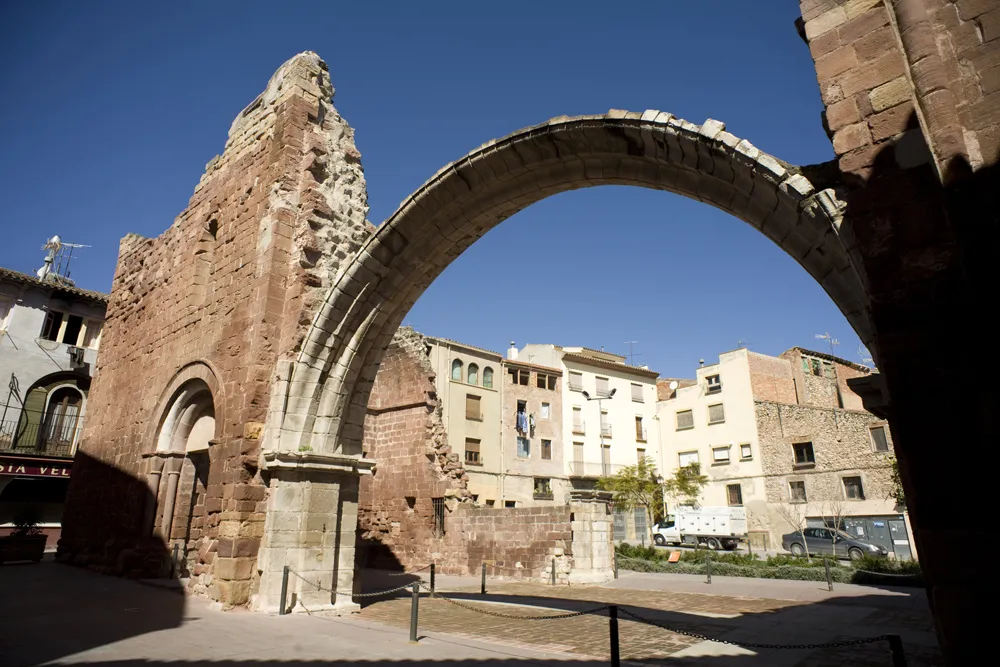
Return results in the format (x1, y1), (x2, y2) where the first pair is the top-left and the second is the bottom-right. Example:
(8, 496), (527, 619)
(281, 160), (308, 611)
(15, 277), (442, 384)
(0, 561), (603, 667)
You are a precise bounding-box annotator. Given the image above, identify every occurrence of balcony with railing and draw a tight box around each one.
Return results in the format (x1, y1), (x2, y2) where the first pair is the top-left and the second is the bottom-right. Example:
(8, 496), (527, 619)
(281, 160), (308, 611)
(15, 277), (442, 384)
(635, 426), (647, 442)
(572, 420), (586, 435)
(568, 460), (626, 478)
(600, 422), (612, 438)
(0, 420), (79, 458)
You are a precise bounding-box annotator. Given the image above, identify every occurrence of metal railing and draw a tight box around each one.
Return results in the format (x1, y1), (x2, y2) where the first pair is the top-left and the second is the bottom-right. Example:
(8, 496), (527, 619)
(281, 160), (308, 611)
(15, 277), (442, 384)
(0, 420), (78, 457)
(568, 461), (625, 478)
(572, 421), (585, 435)
(601, 423), (613, 437)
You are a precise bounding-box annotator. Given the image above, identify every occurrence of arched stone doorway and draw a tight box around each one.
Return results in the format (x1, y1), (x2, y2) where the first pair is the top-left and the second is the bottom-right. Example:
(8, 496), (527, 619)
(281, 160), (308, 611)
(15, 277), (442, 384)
(143, 365), (220, 583)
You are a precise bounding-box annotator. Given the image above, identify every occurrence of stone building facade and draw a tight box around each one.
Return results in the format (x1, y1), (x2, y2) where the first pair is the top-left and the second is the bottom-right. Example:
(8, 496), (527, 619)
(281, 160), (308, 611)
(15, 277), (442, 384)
(658, 347), (905, 555)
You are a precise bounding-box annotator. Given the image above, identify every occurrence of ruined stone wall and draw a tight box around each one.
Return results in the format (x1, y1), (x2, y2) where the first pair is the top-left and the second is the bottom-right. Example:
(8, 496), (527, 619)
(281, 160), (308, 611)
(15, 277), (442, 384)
(357, 327), (471, 571)
(59, 53), (372, 606)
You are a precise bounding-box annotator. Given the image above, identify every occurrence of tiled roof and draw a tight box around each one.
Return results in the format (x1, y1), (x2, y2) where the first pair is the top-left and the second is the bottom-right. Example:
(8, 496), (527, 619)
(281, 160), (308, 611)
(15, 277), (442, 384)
(0, 266), (109, 303)
(501, 358), (563, 374)
(561, 351), (659, 379)
(787, 347), (873, 373)
(426, 336), (503, 359)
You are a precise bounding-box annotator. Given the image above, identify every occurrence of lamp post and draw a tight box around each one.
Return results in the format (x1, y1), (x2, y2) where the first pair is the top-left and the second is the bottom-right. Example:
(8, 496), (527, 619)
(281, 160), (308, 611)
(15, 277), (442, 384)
(582, 388), (615, 476)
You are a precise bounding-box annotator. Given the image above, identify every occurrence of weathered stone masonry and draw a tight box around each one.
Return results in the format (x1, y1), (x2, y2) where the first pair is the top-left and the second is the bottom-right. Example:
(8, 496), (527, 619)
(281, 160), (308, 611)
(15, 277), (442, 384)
(59, 52), (374, 608)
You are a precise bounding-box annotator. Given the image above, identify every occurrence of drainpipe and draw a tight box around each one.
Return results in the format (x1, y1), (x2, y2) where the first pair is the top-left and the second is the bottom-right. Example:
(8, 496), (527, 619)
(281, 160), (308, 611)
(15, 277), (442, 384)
(886, 0), (970, 181)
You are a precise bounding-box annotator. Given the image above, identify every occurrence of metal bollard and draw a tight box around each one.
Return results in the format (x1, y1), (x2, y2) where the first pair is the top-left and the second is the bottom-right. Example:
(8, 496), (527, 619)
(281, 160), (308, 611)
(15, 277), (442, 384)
(481, 562), (486, 595)
(887, 634), (907, 667)
(609, 605), (620, 667)
(551, 558), (556, 585)
(170, 543), (179, 578)
(614, 556), (619, 579)
(279, 565), (290, 615)
(430, 563), (436, 596)
(409, 582), (420, 643)
(706, 553), (712, 584)
(824, 558), (833, 591)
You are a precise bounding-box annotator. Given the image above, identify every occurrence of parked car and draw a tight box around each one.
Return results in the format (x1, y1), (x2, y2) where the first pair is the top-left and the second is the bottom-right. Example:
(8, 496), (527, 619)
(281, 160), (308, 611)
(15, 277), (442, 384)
(782, 527), (888, 560)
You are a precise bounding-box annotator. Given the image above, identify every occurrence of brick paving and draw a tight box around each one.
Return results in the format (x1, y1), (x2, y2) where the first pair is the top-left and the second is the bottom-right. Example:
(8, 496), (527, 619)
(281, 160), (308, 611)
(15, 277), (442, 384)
(357, 580), (943, 666)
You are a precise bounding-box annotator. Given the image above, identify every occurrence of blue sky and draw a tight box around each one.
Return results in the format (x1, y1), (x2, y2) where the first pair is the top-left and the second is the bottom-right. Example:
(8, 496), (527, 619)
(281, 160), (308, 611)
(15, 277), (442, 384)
(0, 1), (865, 377)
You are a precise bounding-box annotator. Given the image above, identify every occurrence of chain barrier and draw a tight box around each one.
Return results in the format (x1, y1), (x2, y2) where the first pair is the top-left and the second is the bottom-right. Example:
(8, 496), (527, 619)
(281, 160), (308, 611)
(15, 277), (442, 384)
(287, 568), (414, 598)
(384, 564), (432, 577)
(853, 569), (922, 578)
(618, 608), (890, 650)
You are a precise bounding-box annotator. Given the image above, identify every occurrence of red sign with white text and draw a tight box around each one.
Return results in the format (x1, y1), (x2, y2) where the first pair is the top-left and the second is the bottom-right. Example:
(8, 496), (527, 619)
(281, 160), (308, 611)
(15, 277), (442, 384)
(0, 456), (72, 478)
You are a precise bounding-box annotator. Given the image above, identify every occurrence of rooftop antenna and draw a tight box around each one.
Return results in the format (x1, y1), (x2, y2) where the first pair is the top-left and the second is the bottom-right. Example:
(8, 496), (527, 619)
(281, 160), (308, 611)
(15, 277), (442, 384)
(623, 340), (641, 365)
(858, 344), (874, 368)
(37, 235), (90, 287)
(737, 339), (747, 349)
(814, 332), (840, 355)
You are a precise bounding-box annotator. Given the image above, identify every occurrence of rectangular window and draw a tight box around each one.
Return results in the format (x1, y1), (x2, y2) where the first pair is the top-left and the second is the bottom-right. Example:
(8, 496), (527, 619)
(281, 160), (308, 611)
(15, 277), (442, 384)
(518, 369), (529, 385)
(634, 507), (648, 539)
(465, 394), (481, 420)
(706, 374), (722, 394)
(635, 415), (645, 441)
(676, 409), (694, 430)
(432, 497), (445, 536)
(465, 438), (482, 465)
(843, 476), (865, 500)
(793, 442), (815, 466)
(712, 446), (731, 464)
(517, 436), (531, 458)
(541, 439), (552, 460)
(636, 447), (646, 464)
(547, 375), (557, 390)
(631, 383), (644, 402)
(678, 451), (699, 468)
(537, 373), (547, 389)
(541, 402), (551, 419)
(62, 315), (83, 346)
(568, 372), (584, 391)
(82, 320), (103, 349)
(870, 426), (889, 452)
(505, 500), (516, 508)
(601, 444), (612, 476)
(708, 403), (725, 424)
(740, 443), (753, 460)
(40, 310), (64, 341)
(596, 377), (610, 398)
(508, 367), (519, 383)
(789, 480), (807, 503)
(810, 358), (822, 376)
(572, 407), (584, 434)
(727, 483), (743, 506)
(573, 441), (584, 465)
(533, 477), (552, 498)
(823, 361), (836, 379)
(600, 410), (611, 437)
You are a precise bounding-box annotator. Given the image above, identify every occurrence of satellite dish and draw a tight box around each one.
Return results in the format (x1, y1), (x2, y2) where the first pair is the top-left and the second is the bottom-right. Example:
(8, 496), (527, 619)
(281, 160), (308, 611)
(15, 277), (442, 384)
(669, 381), (679, 391)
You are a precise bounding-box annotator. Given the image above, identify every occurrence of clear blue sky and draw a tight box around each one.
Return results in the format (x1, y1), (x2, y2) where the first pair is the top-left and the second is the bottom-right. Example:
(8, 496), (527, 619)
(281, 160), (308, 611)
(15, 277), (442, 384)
(0, 1), (865, 378)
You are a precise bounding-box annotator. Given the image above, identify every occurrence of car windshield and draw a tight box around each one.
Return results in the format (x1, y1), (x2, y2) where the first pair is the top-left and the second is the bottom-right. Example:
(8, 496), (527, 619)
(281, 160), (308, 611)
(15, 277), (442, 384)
(836, 530), (855, 540)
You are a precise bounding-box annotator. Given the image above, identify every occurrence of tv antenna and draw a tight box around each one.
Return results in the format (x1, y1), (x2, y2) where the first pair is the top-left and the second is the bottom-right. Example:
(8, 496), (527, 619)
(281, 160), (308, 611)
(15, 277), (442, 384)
(736, 339), (748, 349)
(623, 341), (641, 365)
(858, 344), (874, 368)
(37, 235), (90, 287)
(814, 332), (840, 355)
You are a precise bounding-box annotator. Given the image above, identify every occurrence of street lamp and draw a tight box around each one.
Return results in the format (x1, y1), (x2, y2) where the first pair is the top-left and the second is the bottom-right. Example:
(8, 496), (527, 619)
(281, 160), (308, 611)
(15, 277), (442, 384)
(582, 388), (615, 475)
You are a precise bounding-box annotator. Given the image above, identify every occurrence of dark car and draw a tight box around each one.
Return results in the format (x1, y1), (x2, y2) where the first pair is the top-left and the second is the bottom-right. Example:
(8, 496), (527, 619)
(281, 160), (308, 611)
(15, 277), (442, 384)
(782, 527), (888, 560)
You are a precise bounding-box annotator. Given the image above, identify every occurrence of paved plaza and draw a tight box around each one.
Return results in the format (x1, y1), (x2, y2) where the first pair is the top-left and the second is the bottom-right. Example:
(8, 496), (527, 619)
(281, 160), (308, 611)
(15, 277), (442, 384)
(1, 560), (941, 666)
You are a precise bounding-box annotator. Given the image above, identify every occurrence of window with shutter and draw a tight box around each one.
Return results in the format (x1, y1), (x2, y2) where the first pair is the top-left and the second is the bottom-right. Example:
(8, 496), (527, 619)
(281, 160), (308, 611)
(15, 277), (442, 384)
(569, 372), (584, 391)
(676, 410), (694, 430)
(465, 394), (481, 420)
(464, 438), (482, 465)
(596, 377), (610, 397)
(678, 451), (699, 467)
(541, 439), (552, 460)
(870, 426), (889, 452)
(727, 484), (743, 506)
(631, 383), (643, 402)
(712, 446), (731, 463)
(572, 407), (584, 434)
(708, 403), (725, 424)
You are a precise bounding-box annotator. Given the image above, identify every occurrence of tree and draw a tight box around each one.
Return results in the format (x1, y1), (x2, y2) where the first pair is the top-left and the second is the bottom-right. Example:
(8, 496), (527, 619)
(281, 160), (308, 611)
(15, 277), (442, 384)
(888, 458), (906, 509)
(596, 456), (664, 544)
(776, 502), (812, 560)
(662, 462), (709, 511)
(821, 497), (847, 555)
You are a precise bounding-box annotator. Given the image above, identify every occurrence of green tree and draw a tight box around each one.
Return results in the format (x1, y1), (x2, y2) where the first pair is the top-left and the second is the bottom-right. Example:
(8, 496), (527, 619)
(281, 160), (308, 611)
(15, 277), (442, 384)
(662, 462), (709, 510)
(597, 456), (663, 544)
(889, 458), (906, 509)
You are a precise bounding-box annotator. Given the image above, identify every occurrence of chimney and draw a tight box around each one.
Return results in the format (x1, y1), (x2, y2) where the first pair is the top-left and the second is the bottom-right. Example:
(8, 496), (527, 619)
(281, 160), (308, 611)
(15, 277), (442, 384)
(507, 341), (518, 361)
(699, 359), (705, 367)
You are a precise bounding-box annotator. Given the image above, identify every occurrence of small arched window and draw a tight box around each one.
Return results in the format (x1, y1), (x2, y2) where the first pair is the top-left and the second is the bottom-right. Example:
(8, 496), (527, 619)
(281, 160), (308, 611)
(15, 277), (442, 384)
(451, 359), (463, 381)
(468, 363), (479, 385)
(483, 367), (494, 389)
(42, 386), (83, 448)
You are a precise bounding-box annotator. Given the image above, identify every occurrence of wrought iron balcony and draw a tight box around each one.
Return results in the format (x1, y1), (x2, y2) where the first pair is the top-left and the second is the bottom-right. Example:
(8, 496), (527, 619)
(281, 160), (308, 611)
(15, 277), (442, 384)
(0, 421), (79, 458)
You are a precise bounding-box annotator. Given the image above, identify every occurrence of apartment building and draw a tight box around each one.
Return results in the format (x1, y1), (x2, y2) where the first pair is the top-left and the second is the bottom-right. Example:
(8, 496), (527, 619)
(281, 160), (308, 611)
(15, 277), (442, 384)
(657, 347), (912, 558)
(1, 261), (107, 543)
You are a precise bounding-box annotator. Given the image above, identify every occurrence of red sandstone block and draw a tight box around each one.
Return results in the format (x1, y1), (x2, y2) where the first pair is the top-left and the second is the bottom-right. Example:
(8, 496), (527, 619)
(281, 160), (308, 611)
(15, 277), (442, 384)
(868, 102), (918, 141)
(838, 6), (890, 46)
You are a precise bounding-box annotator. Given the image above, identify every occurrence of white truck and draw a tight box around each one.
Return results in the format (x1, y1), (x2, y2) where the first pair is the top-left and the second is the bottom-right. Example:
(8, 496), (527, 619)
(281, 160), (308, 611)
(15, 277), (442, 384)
(653, 506), (747, 551)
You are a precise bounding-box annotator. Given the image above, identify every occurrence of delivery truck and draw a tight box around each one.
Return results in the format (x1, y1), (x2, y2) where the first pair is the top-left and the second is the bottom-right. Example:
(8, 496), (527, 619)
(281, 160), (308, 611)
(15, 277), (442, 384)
(652, 505), (747, 550)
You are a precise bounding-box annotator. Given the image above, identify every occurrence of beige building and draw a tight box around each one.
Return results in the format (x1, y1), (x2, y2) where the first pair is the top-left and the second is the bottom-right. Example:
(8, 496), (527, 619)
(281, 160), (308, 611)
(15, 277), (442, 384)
(657, 347), (911, 557)
(426, 338), (503, 504)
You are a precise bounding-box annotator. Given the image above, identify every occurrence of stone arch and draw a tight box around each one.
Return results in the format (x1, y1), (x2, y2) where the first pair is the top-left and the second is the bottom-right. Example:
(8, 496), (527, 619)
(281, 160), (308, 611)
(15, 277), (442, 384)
(278, 111), (870, 456)
(145, 361), (224, 454)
